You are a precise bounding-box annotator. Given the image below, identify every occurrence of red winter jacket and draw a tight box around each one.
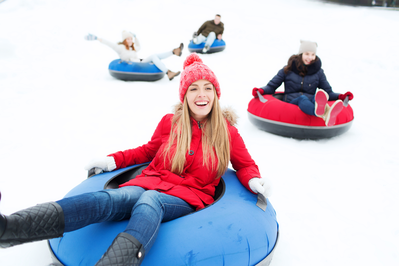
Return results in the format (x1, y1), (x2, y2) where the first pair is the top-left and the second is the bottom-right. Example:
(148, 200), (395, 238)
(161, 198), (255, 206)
(109, 112), (260, 210)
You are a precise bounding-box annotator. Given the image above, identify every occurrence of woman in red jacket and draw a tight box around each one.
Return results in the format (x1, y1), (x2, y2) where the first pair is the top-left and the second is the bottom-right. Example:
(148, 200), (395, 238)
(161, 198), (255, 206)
(0, 54), (270, 266)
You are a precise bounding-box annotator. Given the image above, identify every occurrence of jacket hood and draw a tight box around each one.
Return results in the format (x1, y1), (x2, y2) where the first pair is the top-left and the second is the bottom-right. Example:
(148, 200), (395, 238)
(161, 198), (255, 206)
(173, 103), (238, 126)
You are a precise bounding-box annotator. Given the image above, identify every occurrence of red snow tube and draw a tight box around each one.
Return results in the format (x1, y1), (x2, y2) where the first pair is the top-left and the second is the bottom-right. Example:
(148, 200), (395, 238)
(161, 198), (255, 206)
(247, 93), (354, 139)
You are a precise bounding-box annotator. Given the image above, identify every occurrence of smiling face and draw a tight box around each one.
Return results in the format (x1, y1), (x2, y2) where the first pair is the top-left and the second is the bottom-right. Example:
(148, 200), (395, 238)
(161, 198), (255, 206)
(125, 36), (133, 47)
(302, 51), (316, 65)
(185, 79), (215, 122)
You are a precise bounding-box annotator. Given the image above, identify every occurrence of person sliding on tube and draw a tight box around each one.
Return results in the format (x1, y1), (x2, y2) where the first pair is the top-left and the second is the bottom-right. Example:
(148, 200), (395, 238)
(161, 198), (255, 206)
(253, 40), (354, 126)
(192, 14), (224, 53)
(85, 31), (183, 80)
(0, 53), (271, 266)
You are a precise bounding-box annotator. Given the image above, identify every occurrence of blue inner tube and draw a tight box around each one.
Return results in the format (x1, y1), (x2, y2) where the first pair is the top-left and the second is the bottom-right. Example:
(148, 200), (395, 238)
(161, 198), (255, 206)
(48, 164), (279, 266)
(188, 39), (226, 54)
(108, 59), (164, 81)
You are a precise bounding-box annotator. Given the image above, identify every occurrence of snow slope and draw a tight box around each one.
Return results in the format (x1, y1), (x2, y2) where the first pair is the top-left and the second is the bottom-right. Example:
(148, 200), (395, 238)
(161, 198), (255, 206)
(0, 0), (398, 265)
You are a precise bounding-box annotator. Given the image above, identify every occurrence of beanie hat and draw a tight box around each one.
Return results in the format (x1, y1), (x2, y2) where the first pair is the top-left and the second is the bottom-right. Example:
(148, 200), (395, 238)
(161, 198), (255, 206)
(179, 53), (221, 103)
(298, 40), (318, 54)
(122, 31), (134, 41)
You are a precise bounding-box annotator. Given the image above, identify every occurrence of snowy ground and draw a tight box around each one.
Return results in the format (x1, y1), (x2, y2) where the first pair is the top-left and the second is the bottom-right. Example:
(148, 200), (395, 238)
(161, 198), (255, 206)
(0, 0), (398, 265)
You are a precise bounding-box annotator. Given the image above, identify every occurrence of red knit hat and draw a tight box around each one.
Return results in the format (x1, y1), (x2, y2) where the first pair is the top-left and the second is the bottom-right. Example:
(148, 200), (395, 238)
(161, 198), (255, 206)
(179, 53), (221, 103)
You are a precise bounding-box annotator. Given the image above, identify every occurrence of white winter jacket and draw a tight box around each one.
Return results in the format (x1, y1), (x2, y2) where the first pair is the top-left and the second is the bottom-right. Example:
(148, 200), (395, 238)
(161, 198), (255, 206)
(100, 37), (142, 62)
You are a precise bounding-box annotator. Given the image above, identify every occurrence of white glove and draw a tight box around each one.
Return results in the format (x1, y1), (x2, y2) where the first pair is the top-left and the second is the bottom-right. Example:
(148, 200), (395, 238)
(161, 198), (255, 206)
(84, 33), (98, 41)
(84, 156), (116, 172)
(248, 177), (272, 198)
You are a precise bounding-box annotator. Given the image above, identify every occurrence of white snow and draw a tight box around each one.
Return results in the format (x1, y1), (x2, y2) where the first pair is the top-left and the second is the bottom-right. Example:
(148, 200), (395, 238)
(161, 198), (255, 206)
(0, 0), (398, 265)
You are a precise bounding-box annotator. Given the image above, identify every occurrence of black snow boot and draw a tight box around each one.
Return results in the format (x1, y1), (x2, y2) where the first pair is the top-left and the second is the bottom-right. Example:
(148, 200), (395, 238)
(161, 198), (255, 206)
(95, 232), (145, 266)
(0, 202), (65, 248)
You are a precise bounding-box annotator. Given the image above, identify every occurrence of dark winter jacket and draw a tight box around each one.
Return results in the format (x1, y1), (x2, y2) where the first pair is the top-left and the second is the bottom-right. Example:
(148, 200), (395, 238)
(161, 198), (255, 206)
(261, 57), (340, 102)
(110, 109), (259, 210)
(197, 20), (224, 37)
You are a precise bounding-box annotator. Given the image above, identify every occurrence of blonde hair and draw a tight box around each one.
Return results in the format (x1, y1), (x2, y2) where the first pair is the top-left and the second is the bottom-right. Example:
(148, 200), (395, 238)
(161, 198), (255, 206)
(163, 89), (230, 178)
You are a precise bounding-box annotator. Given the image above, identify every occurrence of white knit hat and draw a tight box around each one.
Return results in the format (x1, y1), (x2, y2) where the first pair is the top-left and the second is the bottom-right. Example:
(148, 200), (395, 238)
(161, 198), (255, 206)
(298, 40), (318, 54)
(122, 31), (134, 41)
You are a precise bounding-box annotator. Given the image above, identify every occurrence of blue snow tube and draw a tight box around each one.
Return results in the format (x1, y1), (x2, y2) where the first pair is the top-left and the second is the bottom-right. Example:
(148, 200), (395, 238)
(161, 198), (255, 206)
(188, 39), (226, 54)
(108, 59), (165, 81)
(48, 164), (279, 266)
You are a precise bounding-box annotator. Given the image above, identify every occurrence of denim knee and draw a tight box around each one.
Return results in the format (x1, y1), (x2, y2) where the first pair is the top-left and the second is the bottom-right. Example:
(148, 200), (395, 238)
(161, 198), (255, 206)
(133, 190), (162, 213)
(105, 186), (143, 201)
(110, 186), (144, 205)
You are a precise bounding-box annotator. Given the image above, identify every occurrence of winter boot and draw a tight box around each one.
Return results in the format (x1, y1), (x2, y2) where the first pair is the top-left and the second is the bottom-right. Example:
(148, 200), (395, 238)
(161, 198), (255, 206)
(0, 214), (6, 241)
(202, 44), (210, 53)
(0, 202), (64, 248)
(314, 88), (329, 117)
(192, 32), (198, 43)
(95, 232), (145, 266)
(167, 70), (181, 81)
(173, 43), (184, 57)
(324, 100), (344, 127)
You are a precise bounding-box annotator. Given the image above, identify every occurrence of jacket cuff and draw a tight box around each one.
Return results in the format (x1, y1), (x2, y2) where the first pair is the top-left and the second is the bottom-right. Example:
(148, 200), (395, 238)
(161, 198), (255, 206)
(106, 156), (117, 171)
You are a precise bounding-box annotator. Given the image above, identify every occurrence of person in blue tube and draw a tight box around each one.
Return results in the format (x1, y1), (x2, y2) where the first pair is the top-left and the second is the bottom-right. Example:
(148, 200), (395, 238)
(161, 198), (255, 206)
(192, 14), (224, 53)
(0, 54), (271, 266)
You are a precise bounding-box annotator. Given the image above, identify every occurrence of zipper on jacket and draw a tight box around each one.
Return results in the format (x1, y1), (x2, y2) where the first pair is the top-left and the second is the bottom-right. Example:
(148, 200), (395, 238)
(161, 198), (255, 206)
(197, 121), (201, 129)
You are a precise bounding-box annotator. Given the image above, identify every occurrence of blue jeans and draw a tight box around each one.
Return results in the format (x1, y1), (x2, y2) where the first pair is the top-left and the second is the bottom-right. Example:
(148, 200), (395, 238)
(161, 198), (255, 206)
(194, 32), (216, 47)
(141, 51), (173, 73)
(57, 186), (195, 251)
(290, 95), (316, 116)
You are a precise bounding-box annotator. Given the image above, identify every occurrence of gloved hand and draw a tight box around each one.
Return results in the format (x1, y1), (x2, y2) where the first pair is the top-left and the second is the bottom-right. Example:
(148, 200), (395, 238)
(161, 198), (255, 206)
(252, 88), (265, 98)
(84, 156), (116, 173)
(84, 33), (98, 41)
(249, 177), (272, 198)
(338, 91), (354, 101)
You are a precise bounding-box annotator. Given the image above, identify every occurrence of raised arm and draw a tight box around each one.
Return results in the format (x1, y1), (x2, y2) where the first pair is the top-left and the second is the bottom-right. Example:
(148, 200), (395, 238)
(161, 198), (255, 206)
(99, 38), (122, 54)
(84, 34), (120, 53)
